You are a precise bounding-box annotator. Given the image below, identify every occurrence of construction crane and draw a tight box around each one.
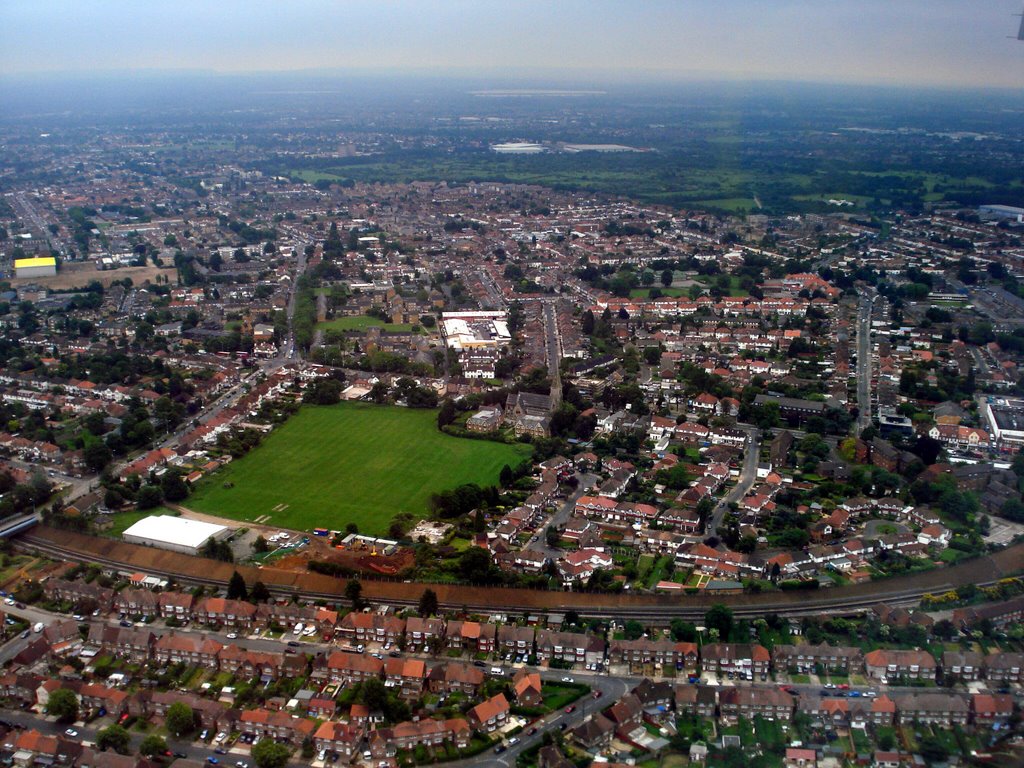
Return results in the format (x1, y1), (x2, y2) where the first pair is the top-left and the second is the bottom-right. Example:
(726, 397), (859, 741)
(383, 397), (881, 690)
(1014, 3), (1024, 40)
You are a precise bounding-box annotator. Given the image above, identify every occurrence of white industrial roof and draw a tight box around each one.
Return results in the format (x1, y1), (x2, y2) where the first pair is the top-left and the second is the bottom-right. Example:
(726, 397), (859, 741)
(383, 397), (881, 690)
(123, 515), (228, 548)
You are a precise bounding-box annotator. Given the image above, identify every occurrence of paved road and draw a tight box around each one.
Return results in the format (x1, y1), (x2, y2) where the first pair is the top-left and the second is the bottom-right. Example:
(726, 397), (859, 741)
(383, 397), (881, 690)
(707, 425), (760, 537)
(0, 708), (267, 767)
(534, 473), (599, 560)
(856, 293), (875, 432)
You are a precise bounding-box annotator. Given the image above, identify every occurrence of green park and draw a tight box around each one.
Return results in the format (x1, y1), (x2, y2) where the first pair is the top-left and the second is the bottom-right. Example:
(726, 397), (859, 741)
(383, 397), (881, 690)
(186, 402), (530, 536)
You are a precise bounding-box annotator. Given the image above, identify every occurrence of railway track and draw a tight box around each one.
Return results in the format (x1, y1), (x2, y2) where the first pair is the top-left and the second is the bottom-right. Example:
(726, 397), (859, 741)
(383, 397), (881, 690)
(16, 527), (1021, 622)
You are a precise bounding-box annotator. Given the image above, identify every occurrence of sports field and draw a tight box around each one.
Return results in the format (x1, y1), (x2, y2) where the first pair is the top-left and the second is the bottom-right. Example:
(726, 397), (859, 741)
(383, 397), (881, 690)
(318, 315), (421, 333)
(187, 402), (531, 536)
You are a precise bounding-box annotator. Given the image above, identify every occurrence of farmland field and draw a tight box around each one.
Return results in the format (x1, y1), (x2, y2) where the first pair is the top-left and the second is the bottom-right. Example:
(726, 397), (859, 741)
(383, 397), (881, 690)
(187, 402), (531, 535)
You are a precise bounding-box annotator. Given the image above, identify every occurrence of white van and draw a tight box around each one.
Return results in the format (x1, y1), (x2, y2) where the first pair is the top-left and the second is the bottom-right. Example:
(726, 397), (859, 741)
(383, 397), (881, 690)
(33, 622), (44, 633)
(293, 623), (304, 635)
(489, 667), (504, 676)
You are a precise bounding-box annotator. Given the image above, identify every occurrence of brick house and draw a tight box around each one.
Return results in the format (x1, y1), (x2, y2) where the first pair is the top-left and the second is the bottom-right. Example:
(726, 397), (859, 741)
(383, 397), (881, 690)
(941, 650), (984, 682)
(321, 651), (384, 685)
(984, 651), (1023, 684)
(428, 662), (485, 696)
(154, 633), (223, 666)
(158, 592), (195, 622)
(701, 643), (771, 676)
(193, 597), (257, 629)
(384, 658), (428, 698)
(313, 721), (365, 762)
(719, 687), (794, 722)
(468, 693), (509, 734)
(114, 588), (159, 618)
(497, 625), (536, 658)
(773, 644), (862, 673)
(405, 617), (446, 652)
(609, 639), (698, 671)
(512, 670), (543, 708)
(445, 620), (496, 654)
(893, 692), (968, 727)
(535, 630), (605, 667)
(863, 649), (936, 682)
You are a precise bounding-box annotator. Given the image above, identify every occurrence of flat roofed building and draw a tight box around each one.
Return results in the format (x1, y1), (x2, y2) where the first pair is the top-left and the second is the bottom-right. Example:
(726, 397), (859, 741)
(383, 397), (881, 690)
(122, 515), (230, 555)
(440, 311), (511, 351)
(14, 257), (57, 279)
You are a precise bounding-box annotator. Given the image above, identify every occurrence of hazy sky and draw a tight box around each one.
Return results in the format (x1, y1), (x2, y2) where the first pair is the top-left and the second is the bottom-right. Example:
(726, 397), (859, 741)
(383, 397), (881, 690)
(2, 0), (1022, 89)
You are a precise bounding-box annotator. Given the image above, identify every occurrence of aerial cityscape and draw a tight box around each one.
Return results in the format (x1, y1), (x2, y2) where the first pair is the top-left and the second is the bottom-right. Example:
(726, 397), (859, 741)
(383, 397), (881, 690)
(0, 3), (1023, 768)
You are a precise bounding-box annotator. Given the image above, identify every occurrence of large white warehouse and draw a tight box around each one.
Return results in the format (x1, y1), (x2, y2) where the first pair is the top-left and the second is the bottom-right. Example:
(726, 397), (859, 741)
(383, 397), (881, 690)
(14, 256), (57, 279)
(122, 515), (231, 556)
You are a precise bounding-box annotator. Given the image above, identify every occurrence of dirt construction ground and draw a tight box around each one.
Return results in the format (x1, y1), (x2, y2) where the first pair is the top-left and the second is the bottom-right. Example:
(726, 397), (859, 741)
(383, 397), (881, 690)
(11, 260), (177, 291)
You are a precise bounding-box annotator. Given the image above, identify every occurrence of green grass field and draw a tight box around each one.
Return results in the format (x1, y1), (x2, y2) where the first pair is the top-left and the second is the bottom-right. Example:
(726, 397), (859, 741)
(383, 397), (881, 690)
(187, 402), (531, 535)
(319, 315), (421, 333)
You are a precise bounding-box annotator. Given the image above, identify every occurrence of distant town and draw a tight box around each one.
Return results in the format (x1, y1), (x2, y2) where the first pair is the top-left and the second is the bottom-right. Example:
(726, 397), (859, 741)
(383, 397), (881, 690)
(0, 88), (1021, 768)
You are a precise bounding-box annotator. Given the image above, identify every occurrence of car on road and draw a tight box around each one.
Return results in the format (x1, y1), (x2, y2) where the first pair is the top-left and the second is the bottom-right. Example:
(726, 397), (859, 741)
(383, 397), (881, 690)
(226, 633), (237, 639)
(235, 762), (249, 768)
(560, 676), (574, 683)
(20, 631), (29, 639)
(493, 745), (506, 754)
(527, 727), (537, 736)
(214, 748), (227, 755)
(558, 723), (567, 731)
(174, 753), (187, 759)
(564, 705), (576, 714)
(64, 729), (79, 737)
(119, 620), (132, 628)
(508, 737), (519, 746)
(287, 641), (300, 647)
(3, 598), (13, 606)
(14, 603), (24, 609)
(473, 660), (486, 667)
(592, 690), (602, 699)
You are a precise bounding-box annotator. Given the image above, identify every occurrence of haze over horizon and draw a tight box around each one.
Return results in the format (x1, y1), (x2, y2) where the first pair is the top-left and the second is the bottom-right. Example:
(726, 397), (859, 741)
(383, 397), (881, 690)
(2, 0), (1023, 91)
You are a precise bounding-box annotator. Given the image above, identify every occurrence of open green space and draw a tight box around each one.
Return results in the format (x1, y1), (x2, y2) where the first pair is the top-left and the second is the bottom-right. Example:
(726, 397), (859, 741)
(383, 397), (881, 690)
(319, 314), (421, 333)
(187, 402), (531, 536)
(629, 287), (689, 299)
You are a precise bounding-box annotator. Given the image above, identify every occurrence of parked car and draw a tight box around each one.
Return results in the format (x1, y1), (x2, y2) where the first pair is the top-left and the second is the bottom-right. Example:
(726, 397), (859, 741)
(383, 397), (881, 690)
(64, 729), (78, 738)
(564, 705), (576, 714)
(561, 676), (574, 683)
